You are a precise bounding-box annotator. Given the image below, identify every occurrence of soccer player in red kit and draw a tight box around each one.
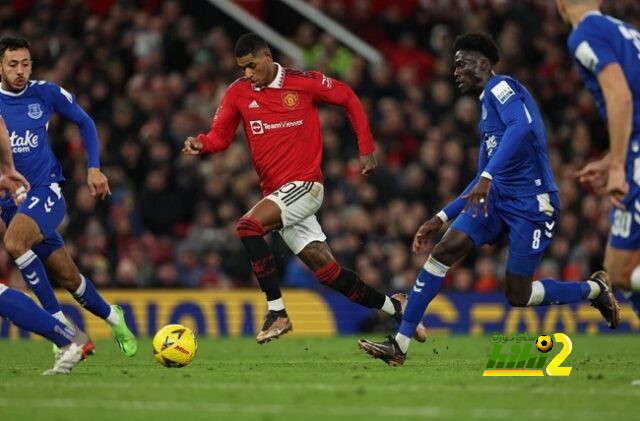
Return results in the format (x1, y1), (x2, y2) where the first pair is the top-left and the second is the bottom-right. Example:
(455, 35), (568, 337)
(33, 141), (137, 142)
(183, 33), (427, 344)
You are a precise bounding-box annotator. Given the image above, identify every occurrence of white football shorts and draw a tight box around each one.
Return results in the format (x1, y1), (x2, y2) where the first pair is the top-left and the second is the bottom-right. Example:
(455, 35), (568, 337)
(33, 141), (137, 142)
(265, 181), (326, 254)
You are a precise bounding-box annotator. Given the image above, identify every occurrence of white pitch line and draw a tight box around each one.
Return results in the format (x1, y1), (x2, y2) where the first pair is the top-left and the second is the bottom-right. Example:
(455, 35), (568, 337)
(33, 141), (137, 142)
(3, 379), (639, 398)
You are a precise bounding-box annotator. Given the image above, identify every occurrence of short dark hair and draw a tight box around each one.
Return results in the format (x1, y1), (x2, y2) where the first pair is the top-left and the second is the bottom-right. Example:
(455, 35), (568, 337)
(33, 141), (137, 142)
(234, 33), (269, 57)
(453, 33), (499, 64)
(0, 36), (31, 58)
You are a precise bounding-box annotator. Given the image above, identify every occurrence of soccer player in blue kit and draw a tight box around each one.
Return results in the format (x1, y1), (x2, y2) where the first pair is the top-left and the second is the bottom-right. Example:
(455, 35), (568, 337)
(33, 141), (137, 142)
(358, 33), (621, 365)
(556, 0), (640, 319)
(0, 114), (90, 374)
(0, 36), (137, 357)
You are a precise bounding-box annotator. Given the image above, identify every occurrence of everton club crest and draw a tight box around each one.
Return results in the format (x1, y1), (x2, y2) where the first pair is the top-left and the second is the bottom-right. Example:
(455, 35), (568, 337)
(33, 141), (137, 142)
(27, 103), (43, 119)
(282, 92), (299, 109)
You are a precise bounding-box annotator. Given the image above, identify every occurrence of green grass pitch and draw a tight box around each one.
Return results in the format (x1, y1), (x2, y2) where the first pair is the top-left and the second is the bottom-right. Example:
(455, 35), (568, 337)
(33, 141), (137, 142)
(0, 334), (638, 420)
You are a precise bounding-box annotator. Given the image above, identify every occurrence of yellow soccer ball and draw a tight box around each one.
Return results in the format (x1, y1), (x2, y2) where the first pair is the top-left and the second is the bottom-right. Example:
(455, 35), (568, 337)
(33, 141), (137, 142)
(536, 335), (553, 353)
(152, 324), (197, 367)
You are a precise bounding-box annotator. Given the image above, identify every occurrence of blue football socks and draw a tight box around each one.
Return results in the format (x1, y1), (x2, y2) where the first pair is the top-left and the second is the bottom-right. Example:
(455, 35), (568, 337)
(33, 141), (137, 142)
(535, 278), (591, 305)
(15, 250), (62, 315)
(0, 286), (74, 347)
(73, 274), (111, 320)
(398, 256), (449, 342)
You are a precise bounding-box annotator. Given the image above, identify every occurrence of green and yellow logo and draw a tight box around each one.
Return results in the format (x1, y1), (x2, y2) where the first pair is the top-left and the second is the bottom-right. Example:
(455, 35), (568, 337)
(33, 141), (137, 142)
(482, 332), (572, 377)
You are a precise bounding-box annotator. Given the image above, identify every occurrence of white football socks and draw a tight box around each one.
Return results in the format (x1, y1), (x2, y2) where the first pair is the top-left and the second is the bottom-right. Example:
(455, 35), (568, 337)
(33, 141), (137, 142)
(395, 333), (411, 353)
(267, 298), (285, 312)
(105, 307), (120, 326)
(381, 296), (396, 316)
(586, 280), (601, 300)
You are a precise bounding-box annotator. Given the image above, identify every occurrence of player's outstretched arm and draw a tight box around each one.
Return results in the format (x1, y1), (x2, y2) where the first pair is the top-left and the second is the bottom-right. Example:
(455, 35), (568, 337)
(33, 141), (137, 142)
(49, 83), (111, 200)
(598, 63), (632, 209)
(576, 153), (610, 193)
(413, 173), (484, 254)
(436, 174), (481, 224)
(309, 72), (376, 160)
(49, 84), (102, 169)
(182, 137), (204, 155)
(188, 88), (241, 155)
(0, 116), (30, 205)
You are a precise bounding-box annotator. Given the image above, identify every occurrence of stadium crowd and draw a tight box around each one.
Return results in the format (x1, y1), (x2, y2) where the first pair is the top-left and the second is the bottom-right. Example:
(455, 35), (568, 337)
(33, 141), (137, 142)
(1, 0), (639, 296)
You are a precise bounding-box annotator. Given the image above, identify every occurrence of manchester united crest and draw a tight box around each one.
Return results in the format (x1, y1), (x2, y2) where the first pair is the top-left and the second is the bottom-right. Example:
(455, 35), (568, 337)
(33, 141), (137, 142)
(282, 92), (299, 109)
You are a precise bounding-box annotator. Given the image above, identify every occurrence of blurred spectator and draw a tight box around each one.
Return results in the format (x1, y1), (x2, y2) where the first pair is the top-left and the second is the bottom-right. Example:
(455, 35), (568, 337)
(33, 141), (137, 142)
(308, 33), (353, 77)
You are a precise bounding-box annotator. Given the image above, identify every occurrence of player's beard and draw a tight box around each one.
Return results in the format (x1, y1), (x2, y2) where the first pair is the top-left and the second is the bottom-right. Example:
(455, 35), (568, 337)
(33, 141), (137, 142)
(458, 71), (483, 93)
(5, 76), (26, 92)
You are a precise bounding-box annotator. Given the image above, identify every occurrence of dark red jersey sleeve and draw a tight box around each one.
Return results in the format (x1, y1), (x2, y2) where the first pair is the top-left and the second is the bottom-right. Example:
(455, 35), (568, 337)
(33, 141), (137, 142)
(197, 86), (241, 154)
(307, 71), (375, 155)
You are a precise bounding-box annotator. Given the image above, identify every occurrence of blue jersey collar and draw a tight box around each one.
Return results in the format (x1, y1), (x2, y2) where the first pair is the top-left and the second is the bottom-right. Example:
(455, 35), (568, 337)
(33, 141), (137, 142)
(577, 10), (601, 26)
(0, 81), (30, 97)
(479, 72), (500, 100)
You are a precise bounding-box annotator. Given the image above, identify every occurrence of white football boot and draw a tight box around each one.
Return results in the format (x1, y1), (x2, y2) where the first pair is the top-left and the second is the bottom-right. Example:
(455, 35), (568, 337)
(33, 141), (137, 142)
(43, 329), (90, 375)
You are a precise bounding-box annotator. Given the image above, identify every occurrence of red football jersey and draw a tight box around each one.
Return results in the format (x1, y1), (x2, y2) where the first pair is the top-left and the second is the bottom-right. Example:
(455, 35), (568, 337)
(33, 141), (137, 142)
(197, 64), (375, 195)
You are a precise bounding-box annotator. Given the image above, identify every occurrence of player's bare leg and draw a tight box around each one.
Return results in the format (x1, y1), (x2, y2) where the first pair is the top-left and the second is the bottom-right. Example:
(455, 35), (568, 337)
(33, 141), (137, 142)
(504, 272), (535, 307)
(244, 197), (284, 233)
(4, 215), (97, 356)
(4, 213), (45, 260)
(238, 197), (291, 344)
(603, 244), (640, 318)
(43, 247), (83, 291)
(297, 241), (406, 323)
(45, 247), (137, 356)
(3, 213), (69, 320)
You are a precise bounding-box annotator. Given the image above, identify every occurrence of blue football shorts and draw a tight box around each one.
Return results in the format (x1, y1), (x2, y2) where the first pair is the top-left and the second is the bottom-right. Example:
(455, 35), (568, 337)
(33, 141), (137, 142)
(609, 178), (640, 250)
(1, 182), (65, 260)
(451, 188), (560, 277)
